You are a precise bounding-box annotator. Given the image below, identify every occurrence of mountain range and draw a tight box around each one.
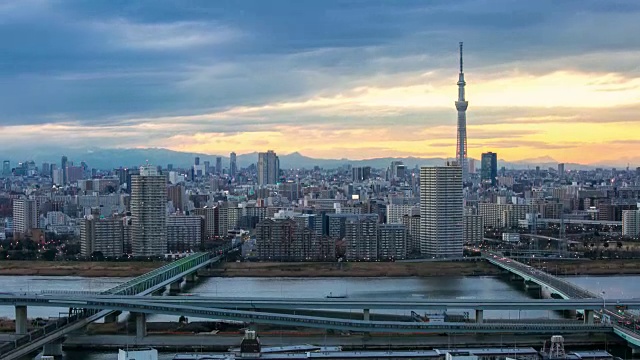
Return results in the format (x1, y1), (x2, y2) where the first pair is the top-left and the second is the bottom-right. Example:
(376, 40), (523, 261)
(0, 147), (602, 171)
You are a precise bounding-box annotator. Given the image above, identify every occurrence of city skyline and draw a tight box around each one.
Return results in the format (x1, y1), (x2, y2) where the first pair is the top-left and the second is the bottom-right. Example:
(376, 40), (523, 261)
(1, 1), (639, 165)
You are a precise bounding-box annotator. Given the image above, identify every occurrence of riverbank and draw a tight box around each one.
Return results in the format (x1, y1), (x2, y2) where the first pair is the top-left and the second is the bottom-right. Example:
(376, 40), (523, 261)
(2, 259), (640, 278)
(0, 261), (162, 277)
(207, 259), (640, 278)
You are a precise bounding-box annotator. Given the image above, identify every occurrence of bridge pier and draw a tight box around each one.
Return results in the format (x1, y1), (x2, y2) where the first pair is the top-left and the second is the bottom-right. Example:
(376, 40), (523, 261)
(185, 273), (198, 284)
(475, 309), (484, 324)
(363, 309), (370, 322)
(584, 310), (594, 324)
(134, 312), (147, 338)
(169, 281), (182, 294)
(42, 338), (64, 359)
(104, 311), (120, 323)
(15, 305), (27, 335)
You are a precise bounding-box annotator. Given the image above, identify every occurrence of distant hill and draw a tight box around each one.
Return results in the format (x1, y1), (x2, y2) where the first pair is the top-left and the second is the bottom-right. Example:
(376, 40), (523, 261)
(4, 147), (598, 170)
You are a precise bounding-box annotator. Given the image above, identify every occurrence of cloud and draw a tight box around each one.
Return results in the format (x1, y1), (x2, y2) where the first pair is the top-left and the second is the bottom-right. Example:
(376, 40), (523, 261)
(93, 19), (240, 50)
(0, 1), (640, 165)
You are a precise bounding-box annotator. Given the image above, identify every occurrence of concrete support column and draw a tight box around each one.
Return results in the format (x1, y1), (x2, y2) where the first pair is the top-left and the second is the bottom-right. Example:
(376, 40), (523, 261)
(135, 312), (147, 338)
(15, 305), (27, 335)
(475, 309), (484, 324)
(42, 343), (63, 357)
(104, 312), (120, 323)
(185, 273), (197, 283)
(584, 310), (594, 324)
(363, 309), (370, 322)
(169, 281), (181, 294)
(631, 346), (640, 358)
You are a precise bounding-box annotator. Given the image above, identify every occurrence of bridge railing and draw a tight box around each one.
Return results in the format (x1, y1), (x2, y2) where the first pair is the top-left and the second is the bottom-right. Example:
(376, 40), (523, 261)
(1, 251), (222, 358)
(485, 253), (598, 299)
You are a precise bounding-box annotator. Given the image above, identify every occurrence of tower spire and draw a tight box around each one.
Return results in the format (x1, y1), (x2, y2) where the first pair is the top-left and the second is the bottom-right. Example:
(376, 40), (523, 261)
(455, 41), (469, 182)
(459, 42), (463, 73)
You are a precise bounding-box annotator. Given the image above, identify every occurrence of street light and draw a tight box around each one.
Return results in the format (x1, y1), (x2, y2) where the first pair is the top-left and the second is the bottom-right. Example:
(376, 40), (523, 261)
(601, 291), (606, 313)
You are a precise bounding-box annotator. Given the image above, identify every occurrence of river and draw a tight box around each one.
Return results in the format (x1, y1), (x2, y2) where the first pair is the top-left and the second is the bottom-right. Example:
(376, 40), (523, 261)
(0, 273), (638, 359)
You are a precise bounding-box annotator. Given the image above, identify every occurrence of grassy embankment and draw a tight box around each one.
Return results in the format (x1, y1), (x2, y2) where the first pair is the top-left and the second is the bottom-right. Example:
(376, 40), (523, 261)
(2, 259), (640, 278)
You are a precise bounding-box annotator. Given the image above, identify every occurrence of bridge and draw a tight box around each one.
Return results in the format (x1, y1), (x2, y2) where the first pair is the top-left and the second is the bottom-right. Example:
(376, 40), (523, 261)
(5, 295), (635, 311)
(485, 253), (596, 299)
(0, 295), (614, 334)
(0, 248), (234, 360)
(484, 252), (640, 350)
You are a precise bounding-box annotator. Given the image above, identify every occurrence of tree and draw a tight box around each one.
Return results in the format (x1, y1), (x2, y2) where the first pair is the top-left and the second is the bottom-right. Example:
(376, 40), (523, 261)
(617, 241), (623, 249)
(91, 251), (105, 261)
(603, 242), (609, 248)
(41, 249), (57, 261)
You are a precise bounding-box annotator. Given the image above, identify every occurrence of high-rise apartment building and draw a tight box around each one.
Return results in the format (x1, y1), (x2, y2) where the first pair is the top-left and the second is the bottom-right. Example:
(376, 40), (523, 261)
(622, 209), (640, 237)
(193, 207), (217, 240)
(229, 152), (237, 177)
(166, 214), (202, 253)
(558, 163), (565, 176)
(344, 216), (377, 261)
(167, 184), (186, 212)
(386, 204), (416, 224)
(481, 152), (498, 186)
(420, 165), (463, 258)
(12, 198), (38, 236)
(80, 216), (124, 258)
(463, 214), (484, 244)
(377, 224), (407, 260)
(131, 165), (167, 257)
(257, 150), (279, 185)
(402, 213), (421, 255)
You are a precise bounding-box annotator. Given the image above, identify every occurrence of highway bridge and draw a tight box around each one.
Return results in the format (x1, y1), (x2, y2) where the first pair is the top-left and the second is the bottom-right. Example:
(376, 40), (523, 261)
(485, 253), (596, 299)
(0, 295), (614, 334)
(4, 294), (636, 312)
(0, 248), (234, 360)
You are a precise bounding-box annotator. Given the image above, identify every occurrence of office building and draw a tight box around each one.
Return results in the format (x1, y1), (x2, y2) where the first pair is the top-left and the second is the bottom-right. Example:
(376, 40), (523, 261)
(131, 165), (167, 257)
(455, 42), (469, 181)
(481, 152), (497, 186)
(167, 214), (202, 252)
(61, 156), (68, 185)
(229, 152), (237, 177)
(2, 160), (9, 176)
(216, 157), (222, 175)
(41, 163), (50, 177)
(257, 150), (279, 185)
(204, 161), (210, 175)
(377, 224), (407, 260)
(420, 165), (463, 258)
(463, 214), (484, 244)
(66, 165), (84, 184)
(12, 198), (38, 236)
(351, 166), (371, 182)
(558, 163), (565, 176)
(622, 209), (640, 237)
(80, 216), (124, 258)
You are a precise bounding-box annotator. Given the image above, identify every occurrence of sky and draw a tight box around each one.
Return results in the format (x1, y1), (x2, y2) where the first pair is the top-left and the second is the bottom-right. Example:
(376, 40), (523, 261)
(1, 0), (639, 165)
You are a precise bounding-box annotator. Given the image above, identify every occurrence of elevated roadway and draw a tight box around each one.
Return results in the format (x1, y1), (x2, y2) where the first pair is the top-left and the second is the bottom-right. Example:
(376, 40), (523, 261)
(0, 250), (230, 360)
(4, 295), (636, 312)
(485, 253), (596, 299)
(0, 296), (613, 335)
